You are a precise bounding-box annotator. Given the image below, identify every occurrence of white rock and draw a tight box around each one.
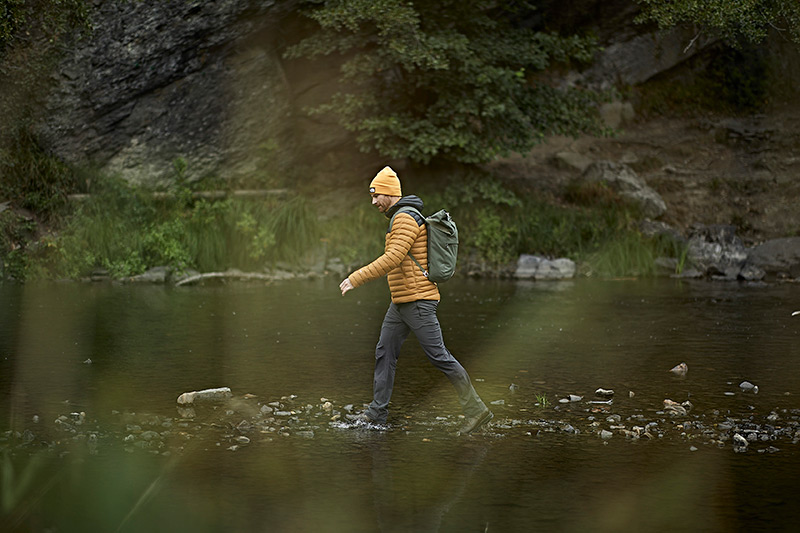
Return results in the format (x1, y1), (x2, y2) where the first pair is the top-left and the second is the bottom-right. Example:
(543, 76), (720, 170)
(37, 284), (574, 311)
(669, 362), (688, 376)
(176, 387), (233, 405)
(733, 433), (748, 447)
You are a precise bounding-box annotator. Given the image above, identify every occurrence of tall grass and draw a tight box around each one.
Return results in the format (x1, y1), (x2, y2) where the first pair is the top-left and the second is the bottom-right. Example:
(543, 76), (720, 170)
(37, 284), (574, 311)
(43, 177), (321, 278)
(7, 162), (687, 281)
(419, 175), (685, 278)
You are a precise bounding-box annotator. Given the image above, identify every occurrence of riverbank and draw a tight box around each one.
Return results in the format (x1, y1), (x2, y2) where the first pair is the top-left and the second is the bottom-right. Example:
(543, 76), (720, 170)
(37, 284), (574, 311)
(4, 107), (800, 284)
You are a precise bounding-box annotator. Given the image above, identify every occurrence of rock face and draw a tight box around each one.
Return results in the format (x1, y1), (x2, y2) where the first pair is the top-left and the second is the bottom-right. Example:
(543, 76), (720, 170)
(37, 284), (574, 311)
(37, 0), (302, 185)
(23, 0), (729, 190)
(579, 161), (667, 218)
(578, 26), (718, 89)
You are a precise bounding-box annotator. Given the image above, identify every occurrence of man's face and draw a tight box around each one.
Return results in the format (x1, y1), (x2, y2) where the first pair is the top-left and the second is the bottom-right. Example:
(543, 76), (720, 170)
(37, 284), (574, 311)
(371, 194), (394, 213)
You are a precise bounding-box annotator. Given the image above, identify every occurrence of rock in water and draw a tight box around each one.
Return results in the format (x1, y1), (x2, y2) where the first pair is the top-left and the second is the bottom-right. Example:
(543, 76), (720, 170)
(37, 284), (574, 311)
(739, 381), (759, 394)
(669, 362), (688, 376)
(663, 399), (688, 416)
(177, 387), (233, 405)
(595, 388), (614, 398)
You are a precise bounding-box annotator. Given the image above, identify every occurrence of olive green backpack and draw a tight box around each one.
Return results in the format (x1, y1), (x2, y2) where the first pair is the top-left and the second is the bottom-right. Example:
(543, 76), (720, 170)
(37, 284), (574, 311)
(391, 207), (459, 283)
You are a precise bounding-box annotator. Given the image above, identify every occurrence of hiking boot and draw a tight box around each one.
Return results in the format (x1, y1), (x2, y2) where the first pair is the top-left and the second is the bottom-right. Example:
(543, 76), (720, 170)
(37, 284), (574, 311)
(346, 412), (380, 425)
(458, 408), (493, 435)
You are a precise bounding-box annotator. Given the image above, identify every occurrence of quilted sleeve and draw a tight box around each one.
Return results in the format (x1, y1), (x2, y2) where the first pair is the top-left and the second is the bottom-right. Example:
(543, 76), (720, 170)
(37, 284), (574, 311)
(347, 213), (420, 288)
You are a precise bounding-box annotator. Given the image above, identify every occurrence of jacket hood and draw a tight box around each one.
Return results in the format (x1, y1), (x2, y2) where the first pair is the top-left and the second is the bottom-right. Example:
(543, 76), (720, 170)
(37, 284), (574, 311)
(386, 195), (424, 218)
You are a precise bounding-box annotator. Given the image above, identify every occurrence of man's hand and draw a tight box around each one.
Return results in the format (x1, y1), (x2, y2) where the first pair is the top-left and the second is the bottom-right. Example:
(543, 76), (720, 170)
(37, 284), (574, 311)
(339, 278), (354, 296)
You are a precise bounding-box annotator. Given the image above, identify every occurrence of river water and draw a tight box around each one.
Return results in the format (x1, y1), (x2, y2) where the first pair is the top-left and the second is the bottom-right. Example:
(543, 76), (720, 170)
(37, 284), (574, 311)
(2, 277), (800, 532)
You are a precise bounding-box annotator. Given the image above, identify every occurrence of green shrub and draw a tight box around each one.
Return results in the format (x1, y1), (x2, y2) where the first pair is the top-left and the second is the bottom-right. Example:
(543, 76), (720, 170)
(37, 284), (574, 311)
(43, 175), (321, 279)
(286, 0), (602, 164)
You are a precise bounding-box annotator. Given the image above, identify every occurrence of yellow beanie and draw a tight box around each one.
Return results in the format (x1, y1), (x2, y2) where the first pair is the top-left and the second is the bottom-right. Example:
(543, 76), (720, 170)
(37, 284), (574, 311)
(369, 166), (402, 197)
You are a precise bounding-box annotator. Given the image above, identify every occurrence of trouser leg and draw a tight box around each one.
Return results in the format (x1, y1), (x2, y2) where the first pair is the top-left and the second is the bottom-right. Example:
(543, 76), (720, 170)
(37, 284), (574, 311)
(403, 301), (487, 418)
(366, 303), (409, 423)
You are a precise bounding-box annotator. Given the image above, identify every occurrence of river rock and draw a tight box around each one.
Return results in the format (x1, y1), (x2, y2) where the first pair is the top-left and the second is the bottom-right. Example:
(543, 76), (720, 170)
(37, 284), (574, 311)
(176, 387), (233, 405)
(578, 161), (667, 218)
(669, 362), (688, 376)
(746, 237), (800, 278)
(515, 255), (576, 280)
(663, 399), (687, 416)
(686, 224), (758, 280)
(739, 381), (759, 394)
(128, 266), (170, 283)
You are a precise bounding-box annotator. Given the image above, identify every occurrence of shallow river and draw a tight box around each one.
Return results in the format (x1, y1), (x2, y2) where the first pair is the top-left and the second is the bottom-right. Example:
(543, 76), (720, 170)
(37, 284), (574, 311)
(2, 277), (800, 532)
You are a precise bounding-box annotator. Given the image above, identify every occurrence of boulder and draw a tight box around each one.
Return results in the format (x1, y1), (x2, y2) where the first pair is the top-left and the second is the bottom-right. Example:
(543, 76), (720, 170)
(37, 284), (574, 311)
(580, 161), (667, 218)
(515, 255), (576, 280)
(746, 237), (800, 278)
(128, 266), (170, 283)
(686, 224), (763, 280)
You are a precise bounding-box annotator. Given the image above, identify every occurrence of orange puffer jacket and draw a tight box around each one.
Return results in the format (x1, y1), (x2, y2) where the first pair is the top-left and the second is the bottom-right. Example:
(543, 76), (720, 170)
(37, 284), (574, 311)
(348, 203), (440, 304)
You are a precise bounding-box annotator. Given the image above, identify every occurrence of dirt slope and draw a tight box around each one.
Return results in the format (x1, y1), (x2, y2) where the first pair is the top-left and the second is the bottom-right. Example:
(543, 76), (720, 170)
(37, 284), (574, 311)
(495, 110), (800, 245)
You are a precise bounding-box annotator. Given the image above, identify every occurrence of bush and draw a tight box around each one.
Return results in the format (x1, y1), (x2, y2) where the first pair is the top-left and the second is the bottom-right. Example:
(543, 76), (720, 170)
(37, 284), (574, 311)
(43, 176), (321, 279)
(286, 0), (602, 164)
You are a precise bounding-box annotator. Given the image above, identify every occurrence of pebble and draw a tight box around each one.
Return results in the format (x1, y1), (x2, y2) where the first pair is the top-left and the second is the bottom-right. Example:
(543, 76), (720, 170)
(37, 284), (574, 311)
(739, 381), (759, 394)
(10, 386), (800, 460)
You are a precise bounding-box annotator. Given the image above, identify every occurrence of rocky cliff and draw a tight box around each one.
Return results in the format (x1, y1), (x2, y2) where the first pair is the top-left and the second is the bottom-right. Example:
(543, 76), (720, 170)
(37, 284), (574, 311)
(34, 0), (305, 185)
(23, 0), (728, 188)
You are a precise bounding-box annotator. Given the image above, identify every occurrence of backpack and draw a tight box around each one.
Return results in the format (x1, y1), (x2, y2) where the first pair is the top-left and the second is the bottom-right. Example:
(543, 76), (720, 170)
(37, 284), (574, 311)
(392, 206), (459, 283)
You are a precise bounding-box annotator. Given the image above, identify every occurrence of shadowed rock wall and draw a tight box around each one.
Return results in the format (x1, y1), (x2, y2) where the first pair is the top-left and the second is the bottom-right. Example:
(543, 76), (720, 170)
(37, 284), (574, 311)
(36, 0), (305, 186)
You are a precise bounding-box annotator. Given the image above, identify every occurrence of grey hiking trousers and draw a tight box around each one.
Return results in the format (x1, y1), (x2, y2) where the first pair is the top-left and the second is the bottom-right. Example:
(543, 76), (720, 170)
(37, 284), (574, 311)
(364, 300), (487, 423)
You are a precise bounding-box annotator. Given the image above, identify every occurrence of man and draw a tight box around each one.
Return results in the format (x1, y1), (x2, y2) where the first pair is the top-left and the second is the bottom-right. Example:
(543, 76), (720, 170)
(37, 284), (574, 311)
(339, 166), (493, 435)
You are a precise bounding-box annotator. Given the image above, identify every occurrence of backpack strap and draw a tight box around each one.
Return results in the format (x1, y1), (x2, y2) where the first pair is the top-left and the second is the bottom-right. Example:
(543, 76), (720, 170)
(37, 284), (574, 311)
(389, 206), (429, 278)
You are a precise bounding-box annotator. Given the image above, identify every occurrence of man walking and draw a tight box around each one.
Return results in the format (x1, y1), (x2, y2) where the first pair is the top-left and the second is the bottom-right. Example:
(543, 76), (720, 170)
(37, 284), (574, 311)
(339, 166), (493, 435)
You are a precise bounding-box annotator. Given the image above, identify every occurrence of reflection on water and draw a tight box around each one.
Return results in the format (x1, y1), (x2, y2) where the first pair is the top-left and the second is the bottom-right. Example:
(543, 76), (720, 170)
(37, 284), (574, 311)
(2, 278), (800, 531)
